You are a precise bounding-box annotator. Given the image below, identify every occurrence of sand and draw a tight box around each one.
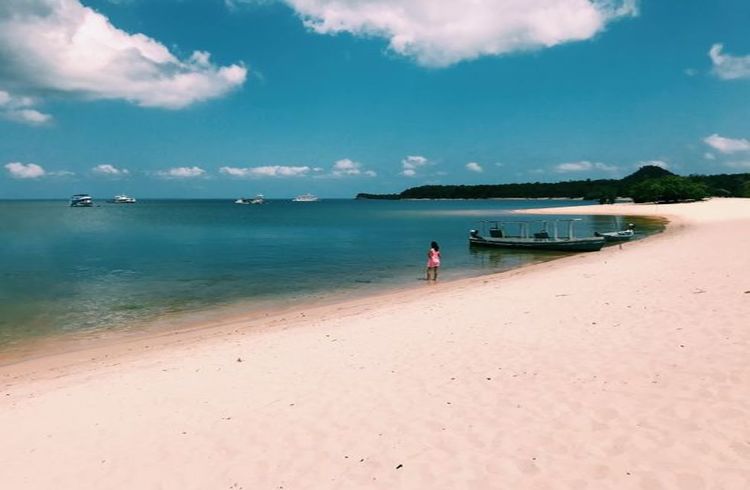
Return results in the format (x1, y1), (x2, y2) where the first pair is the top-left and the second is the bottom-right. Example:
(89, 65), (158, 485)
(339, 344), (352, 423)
(1, 198), (749, 489)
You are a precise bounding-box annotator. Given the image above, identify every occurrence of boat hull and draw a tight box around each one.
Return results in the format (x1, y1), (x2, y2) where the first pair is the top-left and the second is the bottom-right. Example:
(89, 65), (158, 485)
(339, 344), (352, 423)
(469, 235), (605, 252)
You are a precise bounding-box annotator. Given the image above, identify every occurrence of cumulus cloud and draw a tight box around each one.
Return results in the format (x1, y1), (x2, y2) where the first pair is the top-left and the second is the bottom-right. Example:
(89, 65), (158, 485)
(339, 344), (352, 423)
(0, 0), (246, 116)
(466, 162), (483, 173)
(5, 108), (53, 125)
(157, 166), (206, 179)
(332, 158), (360, 176)
(330, 158), (377, 177)
(709, 44), (750, 80)
(0, 90), (53, 125)
(5, 162), (46, 179)
(275, 0), (638, 67)
(401, 155), (430, 176)
(554, 160), (617, 173)
(92, 164), (129, 176)
(703, 133), (750, 154)
(220, 165), (312, 177)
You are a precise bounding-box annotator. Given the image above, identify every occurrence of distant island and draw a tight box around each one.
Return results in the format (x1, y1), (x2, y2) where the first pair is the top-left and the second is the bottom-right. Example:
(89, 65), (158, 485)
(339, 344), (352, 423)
(356, 166), (750, 203)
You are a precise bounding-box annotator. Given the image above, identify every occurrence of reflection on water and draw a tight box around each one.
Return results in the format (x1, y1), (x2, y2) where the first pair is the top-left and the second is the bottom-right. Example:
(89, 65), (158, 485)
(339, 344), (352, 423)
(468, 245), (568, 269)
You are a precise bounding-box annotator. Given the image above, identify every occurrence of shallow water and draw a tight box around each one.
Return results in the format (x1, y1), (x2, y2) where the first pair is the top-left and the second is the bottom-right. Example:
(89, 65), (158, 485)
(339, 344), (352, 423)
(0, 199), (663, 349)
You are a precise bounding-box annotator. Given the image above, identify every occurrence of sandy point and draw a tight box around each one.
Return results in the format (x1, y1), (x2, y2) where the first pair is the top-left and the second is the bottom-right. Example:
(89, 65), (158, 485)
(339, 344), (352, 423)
(1, 198), (749, 489)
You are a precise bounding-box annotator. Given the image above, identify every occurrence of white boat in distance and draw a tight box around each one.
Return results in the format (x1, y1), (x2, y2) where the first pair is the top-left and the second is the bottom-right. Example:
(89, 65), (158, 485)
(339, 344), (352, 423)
(235, 194), (265, 205)
(292, 193), (319, 202)
(113, 194), (136, 204)
(70, 194), (93, 207)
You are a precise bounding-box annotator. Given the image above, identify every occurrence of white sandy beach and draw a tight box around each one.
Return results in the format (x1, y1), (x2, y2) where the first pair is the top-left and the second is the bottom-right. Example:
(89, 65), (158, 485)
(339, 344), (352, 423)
(1, 198), (749, 489)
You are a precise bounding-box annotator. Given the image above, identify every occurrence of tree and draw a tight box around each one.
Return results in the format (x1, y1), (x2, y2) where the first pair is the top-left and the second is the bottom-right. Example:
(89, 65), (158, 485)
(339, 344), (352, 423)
(629, 176), (708, 203)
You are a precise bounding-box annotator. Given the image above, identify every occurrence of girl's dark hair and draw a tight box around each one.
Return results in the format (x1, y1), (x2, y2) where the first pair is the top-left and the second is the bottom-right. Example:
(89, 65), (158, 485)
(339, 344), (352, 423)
(431, 241), (439, 251)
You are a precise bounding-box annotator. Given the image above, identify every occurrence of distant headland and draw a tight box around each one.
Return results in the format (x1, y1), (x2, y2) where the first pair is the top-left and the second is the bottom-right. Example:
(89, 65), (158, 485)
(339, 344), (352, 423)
(356, 166), (750, 203)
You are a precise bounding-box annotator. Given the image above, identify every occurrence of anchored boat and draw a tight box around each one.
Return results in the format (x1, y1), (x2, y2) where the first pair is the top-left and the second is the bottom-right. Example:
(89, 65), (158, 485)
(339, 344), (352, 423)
(235, 194), (265, 205)
(70, 194), (93, 207)
(595, 223), (635, 242)
(469, 219), (605, 252)
(112, 194), (136, 204)
(292, 193), (319, 202)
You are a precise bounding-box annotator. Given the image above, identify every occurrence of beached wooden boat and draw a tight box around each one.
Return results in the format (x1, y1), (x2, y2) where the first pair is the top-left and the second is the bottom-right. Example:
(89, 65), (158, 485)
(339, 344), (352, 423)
(469, 219), (605, 252)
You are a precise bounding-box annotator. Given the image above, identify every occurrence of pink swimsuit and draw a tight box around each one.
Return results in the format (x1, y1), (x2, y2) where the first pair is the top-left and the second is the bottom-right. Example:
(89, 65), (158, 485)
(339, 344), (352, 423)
(427, 249), (440, 268)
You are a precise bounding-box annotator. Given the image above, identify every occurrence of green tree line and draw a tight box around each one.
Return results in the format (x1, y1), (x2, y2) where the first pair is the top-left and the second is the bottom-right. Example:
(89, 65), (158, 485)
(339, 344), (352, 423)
(356, 166), (750, 203)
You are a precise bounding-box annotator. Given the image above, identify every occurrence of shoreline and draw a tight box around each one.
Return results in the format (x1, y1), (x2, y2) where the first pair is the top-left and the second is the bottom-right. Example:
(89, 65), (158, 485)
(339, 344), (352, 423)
(0, 209), (664, 372)
(2, 198), (749, 489)
(0, 211), (665, 377)
(0, 227), (646, 381)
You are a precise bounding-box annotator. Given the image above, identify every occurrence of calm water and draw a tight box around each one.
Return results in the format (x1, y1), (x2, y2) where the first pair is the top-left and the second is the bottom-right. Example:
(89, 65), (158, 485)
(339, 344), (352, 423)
(0, 199), (662, 350)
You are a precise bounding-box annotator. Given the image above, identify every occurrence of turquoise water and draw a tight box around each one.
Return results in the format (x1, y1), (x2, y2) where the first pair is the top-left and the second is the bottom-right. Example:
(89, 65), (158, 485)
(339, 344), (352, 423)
(0, 199), (660, 349)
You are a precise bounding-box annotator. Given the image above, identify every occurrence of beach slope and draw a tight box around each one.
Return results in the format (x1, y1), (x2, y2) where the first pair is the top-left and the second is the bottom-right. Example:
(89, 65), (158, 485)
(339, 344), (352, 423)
(1, 198), (749, 489)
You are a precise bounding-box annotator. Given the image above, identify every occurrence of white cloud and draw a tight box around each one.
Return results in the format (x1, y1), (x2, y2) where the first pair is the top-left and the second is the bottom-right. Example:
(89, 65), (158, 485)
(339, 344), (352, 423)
(638, 160), (669, 169)
(466, 161), (483, 173)
(0, 0), (246, 113)
(332, 158), (361, 176)
(4, 108), (53, 125)
(220, 165), (311, 177)
(709, 44), (750, 80)
(329, 158), (377, 177)
(92, 164), (129, 176)
(555, 161), (592, 172)
(554, 160), (617, 173)
(157, 166), (206, 179)
(0, 90), (53, 125)
(703, 133), (750, 154)
(401, 155), (430, 176)
(279, 0), (638, 67)
(5, 162), (46, 179)
(704, 152), (716, 160)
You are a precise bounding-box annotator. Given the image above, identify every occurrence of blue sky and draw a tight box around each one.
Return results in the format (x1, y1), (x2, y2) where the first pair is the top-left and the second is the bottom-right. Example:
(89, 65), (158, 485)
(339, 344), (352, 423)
(1, 0), (749, 198)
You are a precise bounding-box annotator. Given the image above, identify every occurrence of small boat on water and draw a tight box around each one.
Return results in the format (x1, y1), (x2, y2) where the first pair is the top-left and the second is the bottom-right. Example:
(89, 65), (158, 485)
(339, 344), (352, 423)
(112, 194), (136, 204)
(235, 194), (265, 205)
(292, 193), (319, 202)
(70, 194), (93, 207)
(595, 224), (635, 242)
(469, 219), (605, 252)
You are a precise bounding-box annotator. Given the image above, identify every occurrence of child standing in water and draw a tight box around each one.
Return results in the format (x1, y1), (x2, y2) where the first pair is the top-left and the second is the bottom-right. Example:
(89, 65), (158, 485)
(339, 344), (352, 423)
(426, 241), (441, 281)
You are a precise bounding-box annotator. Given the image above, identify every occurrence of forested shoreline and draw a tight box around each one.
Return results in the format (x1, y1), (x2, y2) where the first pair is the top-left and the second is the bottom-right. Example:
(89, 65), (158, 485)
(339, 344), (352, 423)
(356, 166), (750, 203)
